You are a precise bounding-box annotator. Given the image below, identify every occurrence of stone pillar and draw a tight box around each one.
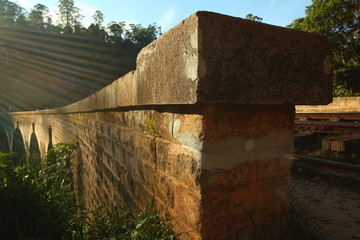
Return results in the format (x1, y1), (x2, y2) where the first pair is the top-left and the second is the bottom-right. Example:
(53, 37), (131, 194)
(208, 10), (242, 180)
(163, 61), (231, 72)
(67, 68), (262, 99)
(199, 104), (294, 239)
(132, 11), (332, 239)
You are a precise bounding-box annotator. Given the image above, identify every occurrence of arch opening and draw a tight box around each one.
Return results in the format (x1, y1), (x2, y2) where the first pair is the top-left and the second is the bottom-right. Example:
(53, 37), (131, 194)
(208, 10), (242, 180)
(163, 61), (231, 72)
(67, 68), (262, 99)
(12, 129), (26, 165)
(0, 123), (10, 153)
(29, 133), (41, 166)
(47, 127), (53, 152)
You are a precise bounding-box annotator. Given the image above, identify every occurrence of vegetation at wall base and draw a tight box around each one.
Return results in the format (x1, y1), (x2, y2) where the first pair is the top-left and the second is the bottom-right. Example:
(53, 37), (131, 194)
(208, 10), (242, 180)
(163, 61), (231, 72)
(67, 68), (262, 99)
(279, 195), (328, 240)
(0, 141), (178, 240)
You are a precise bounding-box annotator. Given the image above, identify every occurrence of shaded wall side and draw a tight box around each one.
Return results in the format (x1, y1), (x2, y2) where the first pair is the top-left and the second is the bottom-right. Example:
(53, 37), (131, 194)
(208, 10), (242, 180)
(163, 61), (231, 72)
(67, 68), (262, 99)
(11, 107), (204, 240)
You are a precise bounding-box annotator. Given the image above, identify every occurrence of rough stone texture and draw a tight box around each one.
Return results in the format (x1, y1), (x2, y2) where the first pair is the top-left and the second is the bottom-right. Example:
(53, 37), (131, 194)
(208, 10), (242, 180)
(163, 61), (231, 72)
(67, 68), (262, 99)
(196, 12), (333, 105)
(0, 10), (333, 240)
(199, 104), (293, 239)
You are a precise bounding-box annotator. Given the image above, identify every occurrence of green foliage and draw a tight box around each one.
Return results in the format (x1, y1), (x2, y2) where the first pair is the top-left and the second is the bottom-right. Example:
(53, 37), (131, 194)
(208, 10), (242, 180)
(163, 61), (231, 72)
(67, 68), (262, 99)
(108, 21), (126, 39)
(57, 0), (83, 29)
(92, 10), (104, 27)
(245, 13), (263, 22)
(145, 116), (162, 138)
(125, 23), (162, 48)
(28, 4), (49, 29)
(288, 0), (360, 96)
(85, 207), (178, 240)
(130, 210), (178, 240)
(0, 141), (78, 239)
(0, 141), (178, 239)
(0, 0), (24, 24)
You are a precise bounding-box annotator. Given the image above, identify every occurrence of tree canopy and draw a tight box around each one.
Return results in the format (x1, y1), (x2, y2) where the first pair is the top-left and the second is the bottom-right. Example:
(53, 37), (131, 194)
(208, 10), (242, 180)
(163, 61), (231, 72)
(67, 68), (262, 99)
(288, 0), (360, 96)
(245, 14), (263, 22)
(28, 4), (49, 29)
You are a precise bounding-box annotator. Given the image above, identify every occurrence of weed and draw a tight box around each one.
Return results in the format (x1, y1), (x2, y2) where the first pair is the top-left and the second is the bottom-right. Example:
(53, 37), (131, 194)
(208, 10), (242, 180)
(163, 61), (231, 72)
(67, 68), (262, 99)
(0, 141), (178, 240)
(279, 196), (327, 240)
(145, 115), (162, 138)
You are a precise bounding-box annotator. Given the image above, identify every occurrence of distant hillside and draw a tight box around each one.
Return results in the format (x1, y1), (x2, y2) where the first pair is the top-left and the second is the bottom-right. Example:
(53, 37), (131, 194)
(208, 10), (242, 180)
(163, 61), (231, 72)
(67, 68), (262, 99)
(0, 29), (138, 111)
(0, 0), (160, 111)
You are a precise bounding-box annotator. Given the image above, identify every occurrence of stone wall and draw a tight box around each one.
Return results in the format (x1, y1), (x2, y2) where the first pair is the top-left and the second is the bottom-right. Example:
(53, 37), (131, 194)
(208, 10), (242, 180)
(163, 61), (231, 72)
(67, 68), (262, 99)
(1, 11), (333, 240)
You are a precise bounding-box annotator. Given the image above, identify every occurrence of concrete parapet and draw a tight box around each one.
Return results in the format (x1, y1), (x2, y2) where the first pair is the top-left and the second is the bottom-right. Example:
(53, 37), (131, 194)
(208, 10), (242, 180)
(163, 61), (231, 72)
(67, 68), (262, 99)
(3, 11), (333, 240)
(296, 97), (360, 113)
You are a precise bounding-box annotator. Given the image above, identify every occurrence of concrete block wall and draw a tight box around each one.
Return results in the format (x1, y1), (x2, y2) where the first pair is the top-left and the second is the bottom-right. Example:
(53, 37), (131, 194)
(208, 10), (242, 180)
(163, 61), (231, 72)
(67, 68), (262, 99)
(2, 11), (333, 240)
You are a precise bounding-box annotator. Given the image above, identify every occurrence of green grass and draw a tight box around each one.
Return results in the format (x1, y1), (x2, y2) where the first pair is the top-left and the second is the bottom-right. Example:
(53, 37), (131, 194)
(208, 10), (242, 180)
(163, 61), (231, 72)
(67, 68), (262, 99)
(0, 141), (178, 240)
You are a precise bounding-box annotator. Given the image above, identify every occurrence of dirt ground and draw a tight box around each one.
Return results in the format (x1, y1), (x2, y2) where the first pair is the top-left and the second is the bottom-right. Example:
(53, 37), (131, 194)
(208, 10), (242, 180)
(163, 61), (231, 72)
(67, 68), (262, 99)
(292, 173), (360, 240)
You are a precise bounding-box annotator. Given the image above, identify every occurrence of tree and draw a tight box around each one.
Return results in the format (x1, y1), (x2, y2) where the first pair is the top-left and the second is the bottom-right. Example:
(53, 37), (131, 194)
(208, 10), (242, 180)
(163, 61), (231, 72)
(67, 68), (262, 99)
(0, 0), (23, 24)
(28, 4), (49, 29)
(92, 10), (104, 27)
(125, 23), (161, 48)
(288, 0), (360, 96)
(57, 0), (83, 31)
(245, 13), (263, 22)
(108, 21), (125, 38)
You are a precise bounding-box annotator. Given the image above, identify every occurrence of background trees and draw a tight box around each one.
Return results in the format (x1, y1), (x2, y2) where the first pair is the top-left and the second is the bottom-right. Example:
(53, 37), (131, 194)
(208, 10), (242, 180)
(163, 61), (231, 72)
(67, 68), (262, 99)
(28, 4), (49, 29)
(0, 0), (24, 25)
(57, 0), (83, 31)
(288, 0), (360, 96)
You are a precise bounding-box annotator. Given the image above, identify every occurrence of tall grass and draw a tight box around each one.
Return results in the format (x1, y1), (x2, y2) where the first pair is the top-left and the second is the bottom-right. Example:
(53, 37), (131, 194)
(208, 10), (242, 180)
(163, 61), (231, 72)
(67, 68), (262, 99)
(0, 141), (178, 240)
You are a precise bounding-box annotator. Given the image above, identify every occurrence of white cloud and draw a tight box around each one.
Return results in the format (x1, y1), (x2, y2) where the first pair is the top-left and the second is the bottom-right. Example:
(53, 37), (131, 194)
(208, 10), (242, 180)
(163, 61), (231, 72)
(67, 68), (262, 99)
(157, 9), (176, 30)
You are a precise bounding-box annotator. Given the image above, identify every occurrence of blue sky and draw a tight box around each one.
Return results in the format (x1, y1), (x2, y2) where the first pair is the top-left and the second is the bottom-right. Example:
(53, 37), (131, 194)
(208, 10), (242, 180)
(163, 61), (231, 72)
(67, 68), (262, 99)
(17, 0), (312, 32)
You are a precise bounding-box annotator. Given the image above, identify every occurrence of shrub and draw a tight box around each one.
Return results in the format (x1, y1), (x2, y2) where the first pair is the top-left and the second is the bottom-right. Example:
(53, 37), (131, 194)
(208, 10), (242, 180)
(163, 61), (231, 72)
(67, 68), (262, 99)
(0, 141), (178, 240)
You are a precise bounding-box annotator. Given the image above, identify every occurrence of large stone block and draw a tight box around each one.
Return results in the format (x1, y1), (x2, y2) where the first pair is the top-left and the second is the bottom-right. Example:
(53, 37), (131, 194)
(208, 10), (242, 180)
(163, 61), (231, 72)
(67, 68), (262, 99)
(156, 138), (201, 189)
(136, 11), (333, 106)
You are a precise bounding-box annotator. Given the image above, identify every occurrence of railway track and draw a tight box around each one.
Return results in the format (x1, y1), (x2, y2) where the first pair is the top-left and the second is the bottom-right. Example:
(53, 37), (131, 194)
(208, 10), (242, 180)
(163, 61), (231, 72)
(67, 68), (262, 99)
(295, 112), (360, 134)
(293, 154), (360, 181)
(296, 112), (360, 121)
(292, 103), (360, 179)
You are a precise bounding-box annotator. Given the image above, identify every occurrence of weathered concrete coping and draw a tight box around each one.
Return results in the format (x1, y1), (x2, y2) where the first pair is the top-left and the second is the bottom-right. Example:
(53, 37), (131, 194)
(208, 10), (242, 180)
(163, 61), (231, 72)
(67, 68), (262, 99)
(296, 97), (360, 113)
(12, 11), (333, 115)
